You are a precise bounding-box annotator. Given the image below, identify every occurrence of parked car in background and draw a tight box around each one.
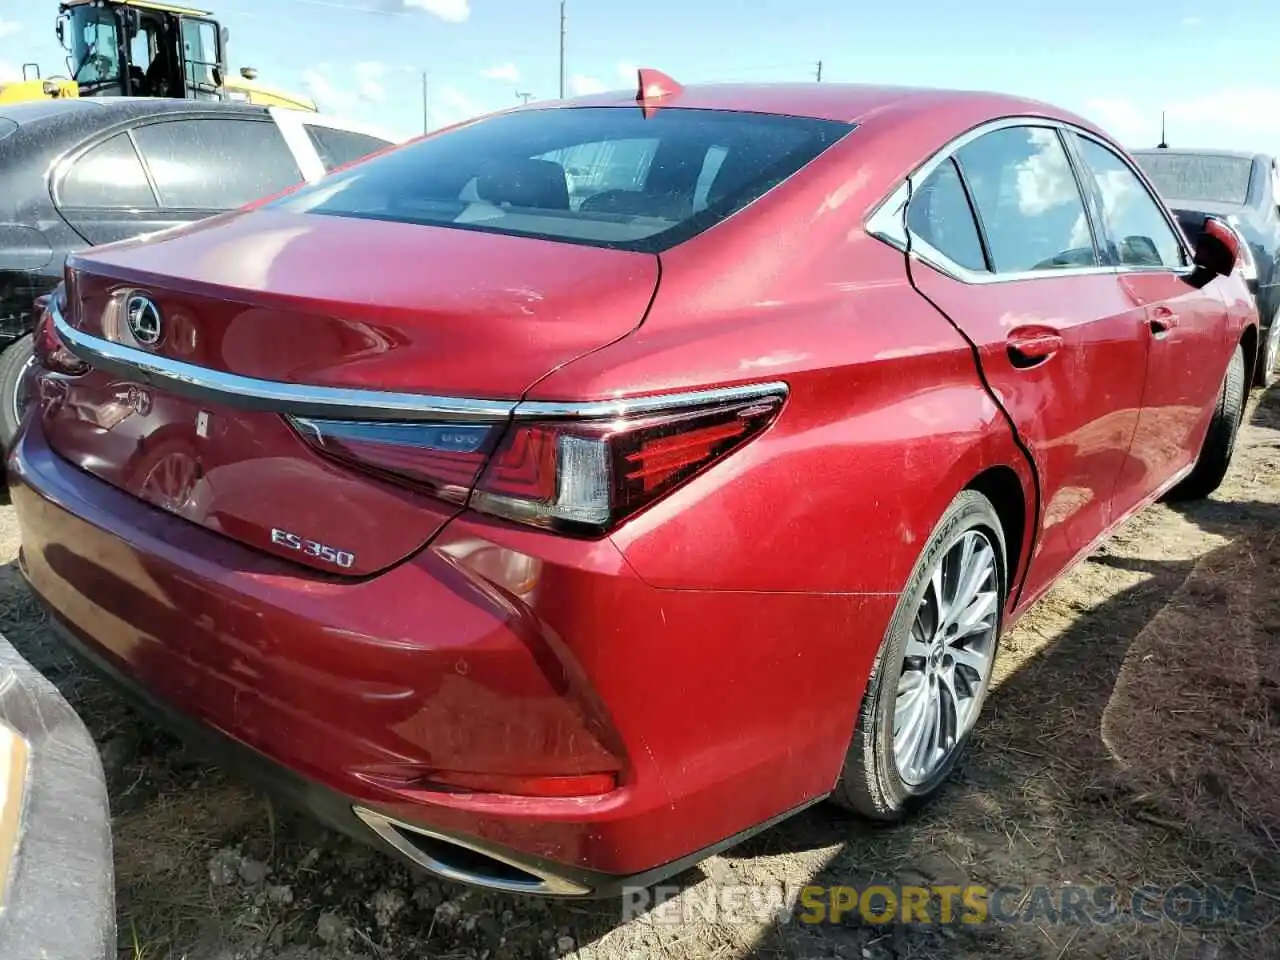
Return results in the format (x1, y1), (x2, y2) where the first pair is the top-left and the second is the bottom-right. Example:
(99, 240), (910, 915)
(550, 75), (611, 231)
(10, 76), (1256, 897)
(0, 98), (397, 446)
(1132, 148), (1280, 386)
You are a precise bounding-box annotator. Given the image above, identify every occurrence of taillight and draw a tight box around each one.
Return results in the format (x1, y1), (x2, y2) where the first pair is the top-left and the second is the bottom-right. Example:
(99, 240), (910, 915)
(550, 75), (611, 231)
(34, 286), (90, 377)
(289, 419), (501, 506)
(289, 388), (785, 535)
(473, 398), (784, 533)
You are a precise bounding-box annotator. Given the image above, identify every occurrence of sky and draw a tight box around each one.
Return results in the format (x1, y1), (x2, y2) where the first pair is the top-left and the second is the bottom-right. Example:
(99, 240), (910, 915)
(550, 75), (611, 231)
(2, 0), (1280, 151)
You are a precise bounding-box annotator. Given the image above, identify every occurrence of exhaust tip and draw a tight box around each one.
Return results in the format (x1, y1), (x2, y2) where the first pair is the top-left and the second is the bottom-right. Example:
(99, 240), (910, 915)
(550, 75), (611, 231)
(352, 806), (591, 897)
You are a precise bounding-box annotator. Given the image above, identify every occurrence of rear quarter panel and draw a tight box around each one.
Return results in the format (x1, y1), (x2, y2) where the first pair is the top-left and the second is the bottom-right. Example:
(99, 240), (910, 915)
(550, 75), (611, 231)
(528, 120), (1038, 598)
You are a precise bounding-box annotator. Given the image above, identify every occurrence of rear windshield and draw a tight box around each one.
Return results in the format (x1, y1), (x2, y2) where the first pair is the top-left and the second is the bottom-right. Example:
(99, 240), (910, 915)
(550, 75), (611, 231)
(1135, 153), (1254, 205)
(270, 107), (852, 252)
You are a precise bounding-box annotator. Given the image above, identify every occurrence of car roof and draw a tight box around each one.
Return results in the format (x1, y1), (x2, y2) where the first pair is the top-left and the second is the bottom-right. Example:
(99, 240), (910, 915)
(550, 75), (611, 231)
(1131, 147), (1268, 163)
(551, 82), (1093, 128)
(0, 97), (271, 126)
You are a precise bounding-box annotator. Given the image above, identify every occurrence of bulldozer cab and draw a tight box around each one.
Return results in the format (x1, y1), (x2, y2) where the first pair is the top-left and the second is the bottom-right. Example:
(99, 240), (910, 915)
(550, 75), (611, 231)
(60, 0), (225, 101)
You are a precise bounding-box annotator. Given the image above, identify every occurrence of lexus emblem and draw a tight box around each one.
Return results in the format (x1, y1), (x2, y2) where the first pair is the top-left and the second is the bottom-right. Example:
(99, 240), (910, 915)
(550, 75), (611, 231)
(126, 294), (163, 346)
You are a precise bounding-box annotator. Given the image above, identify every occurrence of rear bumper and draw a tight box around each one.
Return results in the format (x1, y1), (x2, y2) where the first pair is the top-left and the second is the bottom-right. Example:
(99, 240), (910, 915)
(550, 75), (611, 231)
(9, 418), (889, 894)
(39, 610), (815, 898)
(0, 631), (114, 958)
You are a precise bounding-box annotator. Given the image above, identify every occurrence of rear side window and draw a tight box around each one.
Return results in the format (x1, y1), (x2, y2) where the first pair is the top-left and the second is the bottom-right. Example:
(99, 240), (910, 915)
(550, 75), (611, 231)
(1073, 137), (1185, 269)
(271, 107), (853, 253)
(304, 125), (392, 173)
(906, 158), (987, 273)
(60, 134), (157, 209)
(955, 127), (1097, 274)
(132, 118), (303, 209)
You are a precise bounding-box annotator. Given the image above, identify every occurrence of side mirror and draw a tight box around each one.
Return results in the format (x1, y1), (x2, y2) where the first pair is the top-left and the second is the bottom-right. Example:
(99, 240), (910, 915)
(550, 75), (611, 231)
(1196, 216), (1239, 276)
(1186, 215), (1239, 288)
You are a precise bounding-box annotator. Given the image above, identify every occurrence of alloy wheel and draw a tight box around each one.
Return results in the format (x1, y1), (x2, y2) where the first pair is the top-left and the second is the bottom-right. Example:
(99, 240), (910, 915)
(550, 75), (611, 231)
(893, 529), (999, 786)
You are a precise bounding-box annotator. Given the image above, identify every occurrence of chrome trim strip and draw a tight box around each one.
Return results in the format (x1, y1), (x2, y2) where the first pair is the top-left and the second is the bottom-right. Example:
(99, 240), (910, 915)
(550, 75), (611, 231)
(52, 300), (789, 422)
(352, 806), (591, 897)
(864, 115), (1194, 286)
(514, 380), (789, 420)
(53, 301), (517, 422)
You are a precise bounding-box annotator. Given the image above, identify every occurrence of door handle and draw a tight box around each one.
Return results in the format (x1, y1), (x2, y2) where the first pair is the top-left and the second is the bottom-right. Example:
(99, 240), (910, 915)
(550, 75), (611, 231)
(1006, 327), (1064, 368)
(1149, 305), (1178, 338)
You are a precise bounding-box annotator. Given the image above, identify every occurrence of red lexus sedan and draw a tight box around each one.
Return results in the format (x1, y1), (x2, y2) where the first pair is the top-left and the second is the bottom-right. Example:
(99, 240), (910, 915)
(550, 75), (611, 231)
(9, 74), (1257, 897)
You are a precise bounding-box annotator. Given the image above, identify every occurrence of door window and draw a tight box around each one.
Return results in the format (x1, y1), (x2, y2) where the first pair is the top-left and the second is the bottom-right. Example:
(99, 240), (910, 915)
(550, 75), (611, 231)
(59, 134), (157, 209)
(180, 19), (221, 99)
(69, 7), (120, 91)
(304, 125), (392, 173)
(1074, 137), (1186, 269)
(905, 157), (988, 273)
(955, 127), (1098, 273)
(132, 119), (302, 209)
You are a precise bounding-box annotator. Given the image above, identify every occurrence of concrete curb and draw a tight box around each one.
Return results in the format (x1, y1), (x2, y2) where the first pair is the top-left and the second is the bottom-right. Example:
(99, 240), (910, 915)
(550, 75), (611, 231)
(0, 631), (114, 959)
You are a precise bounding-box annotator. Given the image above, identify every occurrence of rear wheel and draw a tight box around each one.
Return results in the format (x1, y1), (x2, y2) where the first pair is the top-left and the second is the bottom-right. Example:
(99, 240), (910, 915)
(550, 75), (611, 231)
(1169, 343), (1246, 501)
(0, 334), (36, 449)
(831, 490), (1006, 819)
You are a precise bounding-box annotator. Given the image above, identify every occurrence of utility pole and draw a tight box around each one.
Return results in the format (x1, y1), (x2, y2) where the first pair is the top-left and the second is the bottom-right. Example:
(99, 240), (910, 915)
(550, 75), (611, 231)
(516, 90), (533, 104)
(1157, 111), (1168, 149)
(558, 0), (566, 99)
(815, 60), (823, 82)
(427, 71), (437, 135)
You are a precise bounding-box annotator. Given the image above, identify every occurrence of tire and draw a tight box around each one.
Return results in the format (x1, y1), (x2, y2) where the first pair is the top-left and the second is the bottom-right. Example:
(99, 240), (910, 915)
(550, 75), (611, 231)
(831, 489), (1007, 820)
(1259, 310), (1280, 389)
(0, 334), (35, 449)
(1169, 343), (1246, 501)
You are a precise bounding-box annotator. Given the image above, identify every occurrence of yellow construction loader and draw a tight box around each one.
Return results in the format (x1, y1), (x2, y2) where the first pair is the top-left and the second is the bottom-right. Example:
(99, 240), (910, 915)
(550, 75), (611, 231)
(0, 0), (316, 111)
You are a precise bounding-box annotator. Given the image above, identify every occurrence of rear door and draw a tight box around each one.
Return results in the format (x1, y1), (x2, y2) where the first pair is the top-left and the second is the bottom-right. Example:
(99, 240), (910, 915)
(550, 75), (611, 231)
(56, 116), (307, 246)
(1068, 133), (1230, 510)
(131, 116), (306, 215)
(899, 122), (1150, 604)
(54, 132), (175, 246)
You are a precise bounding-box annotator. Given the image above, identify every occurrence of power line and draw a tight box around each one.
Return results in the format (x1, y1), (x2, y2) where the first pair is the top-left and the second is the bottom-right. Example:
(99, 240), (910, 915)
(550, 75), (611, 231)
(250, 0), (413, 16)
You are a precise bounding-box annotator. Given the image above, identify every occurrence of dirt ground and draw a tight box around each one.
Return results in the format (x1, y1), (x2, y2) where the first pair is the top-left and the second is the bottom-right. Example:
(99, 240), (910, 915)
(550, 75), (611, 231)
(1, 387), (1278, 960)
